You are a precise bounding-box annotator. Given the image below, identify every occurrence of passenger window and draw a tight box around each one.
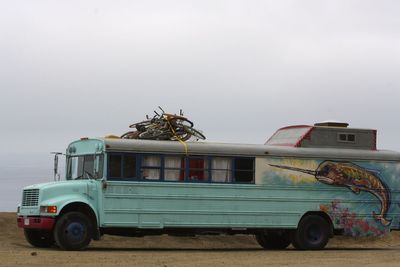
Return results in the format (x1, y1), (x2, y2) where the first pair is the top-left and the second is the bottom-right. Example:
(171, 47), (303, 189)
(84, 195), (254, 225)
(164, 156), (185, 181)
(141, 155), (161, 180)
(339, 134), (347, 141)
(234, 158), (254, 183)
(188, 157), (208, 182)
(109, 155), (122, 178)
(338, 133), (356, 143)
(211, 157), (232, 183)
(123, 154), (136, 178)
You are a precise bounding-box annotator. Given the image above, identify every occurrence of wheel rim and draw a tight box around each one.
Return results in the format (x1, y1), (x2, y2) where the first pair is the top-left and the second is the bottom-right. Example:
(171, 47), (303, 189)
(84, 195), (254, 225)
(65, 222), (86, 243)
(305, 224), (323, 244)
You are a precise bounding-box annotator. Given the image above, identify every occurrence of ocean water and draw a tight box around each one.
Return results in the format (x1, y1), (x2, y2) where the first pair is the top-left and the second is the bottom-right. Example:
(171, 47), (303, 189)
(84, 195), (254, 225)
(0, 153), (65, 211)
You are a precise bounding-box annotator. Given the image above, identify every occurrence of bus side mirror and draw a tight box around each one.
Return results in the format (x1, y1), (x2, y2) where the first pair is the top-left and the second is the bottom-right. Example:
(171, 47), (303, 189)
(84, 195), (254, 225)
(51, 152), (63, 181)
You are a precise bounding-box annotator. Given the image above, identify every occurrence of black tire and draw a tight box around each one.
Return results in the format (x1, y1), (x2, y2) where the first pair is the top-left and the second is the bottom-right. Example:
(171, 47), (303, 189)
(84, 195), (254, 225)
(54, 212), (92, 251)
(172, 126), (192, 141)
(121, 131), (140, 139)
(183, 125), (206, 140)
(169, 117), (194, 128)
(255, 230), (291, 250)
(129, 119), (153, 129)
(290, 230), (302, 249)
(24, 229), (55, 248)
(291, 215), (330, 250)
(138, 128), (166, 140)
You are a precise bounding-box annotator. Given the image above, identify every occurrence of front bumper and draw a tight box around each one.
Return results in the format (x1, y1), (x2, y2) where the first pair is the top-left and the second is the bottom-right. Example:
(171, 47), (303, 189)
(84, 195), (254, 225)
(17, 216), (55, 230)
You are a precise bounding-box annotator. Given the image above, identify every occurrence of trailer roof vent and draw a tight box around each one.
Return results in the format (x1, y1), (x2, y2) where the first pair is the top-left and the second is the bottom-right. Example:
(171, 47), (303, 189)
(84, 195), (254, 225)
(314, 121), (349, 128)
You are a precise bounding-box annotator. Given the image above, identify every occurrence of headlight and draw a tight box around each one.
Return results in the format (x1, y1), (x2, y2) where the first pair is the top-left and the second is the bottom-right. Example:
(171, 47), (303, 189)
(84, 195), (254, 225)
(40, 206), (57, 214)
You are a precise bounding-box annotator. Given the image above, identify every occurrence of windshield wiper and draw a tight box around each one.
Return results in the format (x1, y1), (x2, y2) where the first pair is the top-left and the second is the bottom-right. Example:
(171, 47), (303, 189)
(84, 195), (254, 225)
(74, 170), (94, 180)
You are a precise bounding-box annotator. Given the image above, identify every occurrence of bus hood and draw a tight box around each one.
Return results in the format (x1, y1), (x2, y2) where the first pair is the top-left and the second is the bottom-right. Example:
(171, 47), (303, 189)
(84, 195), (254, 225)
(23, 180), (96, 205)
(23, 180), (94, 191)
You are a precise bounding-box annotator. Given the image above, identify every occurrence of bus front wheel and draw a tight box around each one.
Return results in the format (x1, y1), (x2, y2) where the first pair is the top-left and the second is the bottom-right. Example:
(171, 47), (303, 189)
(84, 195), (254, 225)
(255, 230), (291, 250)
(291, 215), (330, 250)
(54, 212), (92, 250)
(24, 229), (55, 248)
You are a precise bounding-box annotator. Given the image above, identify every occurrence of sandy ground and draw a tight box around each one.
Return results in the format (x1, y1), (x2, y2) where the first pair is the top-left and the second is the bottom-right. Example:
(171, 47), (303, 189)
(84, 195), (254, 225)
(1, 212), (400, 267)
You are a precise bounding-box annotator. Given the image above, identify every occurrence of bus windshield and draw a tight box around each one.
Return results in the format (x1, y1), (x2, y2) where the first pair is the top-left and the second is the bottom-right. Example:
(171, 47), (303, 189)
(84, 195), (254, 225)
(66, 154), (104, 180)
(266, 126), (312, 146)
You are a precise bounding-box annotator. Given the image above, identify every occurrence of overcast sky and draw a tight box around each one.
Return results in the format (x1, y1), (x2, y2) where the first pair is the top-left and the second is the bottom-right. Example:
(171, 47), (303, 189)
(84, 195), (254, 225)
(1, 0), (400, 155)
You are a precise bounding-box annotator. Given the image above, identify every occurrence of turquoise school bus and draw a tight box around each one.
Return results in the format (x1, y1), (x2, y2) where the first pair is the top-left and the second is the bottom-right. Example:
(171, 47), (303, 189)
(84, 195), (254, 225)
(17, 122), (400, 250)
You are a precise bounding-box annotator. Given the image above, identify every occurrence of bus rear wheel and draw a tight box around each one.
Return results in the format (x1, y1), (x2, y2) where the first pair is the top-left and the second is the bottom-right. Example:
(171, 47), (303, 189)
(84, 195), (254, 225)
(24, 229), (55, 248)
(291, 215), (330, 250)
(54, 212), (92, 251)
(255, 230), (291, 250)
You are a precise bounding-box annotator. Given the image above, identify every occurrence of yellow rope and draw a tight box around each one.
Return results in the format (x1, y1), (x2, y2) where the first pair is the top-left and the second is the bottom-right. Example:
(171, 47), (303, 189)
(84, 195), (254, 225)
(166, 116), (188, 155)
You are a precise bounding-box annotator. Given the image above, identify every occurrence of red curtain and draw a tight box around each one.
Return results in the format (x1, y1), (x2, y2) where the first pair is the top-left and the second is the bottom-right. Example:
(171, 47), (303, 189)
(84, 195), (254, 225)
(189, 159), (205, 180)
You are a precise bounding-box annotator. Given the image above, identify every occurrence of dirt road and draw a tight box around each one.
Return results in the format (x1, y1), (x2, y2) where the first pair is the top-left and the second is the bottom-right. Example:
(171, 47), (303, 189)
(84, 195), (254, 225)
(2, 212), (400, 266)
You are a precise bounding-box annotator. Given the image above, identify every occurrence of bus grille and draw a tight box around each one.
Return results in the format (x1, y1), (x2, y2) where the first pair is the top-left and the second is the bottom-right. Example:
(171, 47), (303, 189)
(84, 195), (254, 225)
(22, 189), (39, 206)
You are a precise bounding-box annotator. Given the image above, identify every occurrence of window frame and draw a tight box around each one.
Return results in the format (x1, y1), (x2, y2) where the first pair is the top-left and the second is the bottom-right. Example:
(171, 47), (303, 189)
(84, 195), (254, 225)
(164, 155), (186, 182)
(107, 153), (126, 180)
(232, 157), (255, 184)
(337, 133), (357, 144)
(123, 153), (137, 179)
(140, 154), (163, 181)
(210, 156), (233, 183)
(67, 154), (104, 180)
(185, 155), (210, 183)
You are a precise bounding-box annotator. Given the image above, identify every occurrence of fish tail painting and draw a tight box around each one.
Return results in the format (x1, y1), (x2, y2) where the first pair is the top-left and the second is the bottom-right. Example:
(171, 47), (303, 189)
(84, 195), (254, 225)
(269, 160), (392, 226)
(372, 212), (392, 226)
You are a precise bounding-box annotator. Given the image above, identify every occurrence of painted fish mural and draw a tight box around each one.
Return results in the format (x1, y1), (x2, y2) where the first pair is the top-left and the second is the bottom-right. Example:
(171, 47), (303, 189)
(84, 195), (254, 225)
(269, 160), (392, 226)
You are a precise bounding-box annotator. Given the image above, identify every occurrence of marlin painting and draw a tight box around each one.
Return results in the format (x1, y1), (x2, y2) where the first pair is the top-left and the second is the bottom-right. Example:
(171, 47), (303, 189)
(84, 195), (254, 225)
(269, 160), (392, 226)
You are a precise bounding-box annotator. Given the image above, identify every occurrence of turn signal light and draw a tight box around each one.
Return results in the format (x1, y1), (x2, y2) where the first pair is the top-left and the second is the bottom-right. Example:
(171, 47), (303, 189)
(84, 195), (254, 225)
(47, 206), (57, 213)
(40, 206), (57, 213)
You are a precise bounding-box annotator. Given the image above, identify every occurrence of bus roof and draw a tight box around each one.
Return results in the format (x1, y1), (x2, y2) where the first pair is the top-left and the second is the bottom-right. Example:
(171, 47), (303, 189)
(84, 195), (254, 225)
(94, 138), (400, 161)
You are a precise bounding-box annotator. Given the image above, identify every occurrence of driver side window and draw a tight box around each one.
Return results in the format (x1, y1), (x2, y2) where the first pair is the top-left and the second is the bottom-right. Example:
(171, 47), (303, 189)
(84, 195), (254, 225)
(109, 154), (122, 179)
